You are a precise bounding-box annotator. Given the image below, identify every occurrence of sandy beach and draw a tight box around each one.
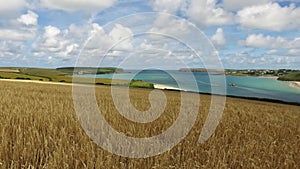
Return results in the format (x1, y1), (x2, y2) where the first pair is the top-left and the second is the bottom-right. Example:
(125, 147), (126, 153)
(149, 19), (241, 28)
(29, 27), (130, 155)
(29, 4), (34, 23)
(153, 84), (183, 91)
(293, 81), (300, 87)
(259, 75), (279, 79)
(290, 81), (300, 89)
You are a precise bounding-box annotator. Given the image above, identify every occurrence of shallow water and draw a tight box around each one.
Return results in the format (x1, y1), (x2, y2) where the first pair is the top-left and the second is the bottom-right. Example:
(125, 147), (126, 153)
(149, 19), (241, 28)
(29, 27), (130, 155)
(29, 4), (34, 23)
(76, 70), (300, 103)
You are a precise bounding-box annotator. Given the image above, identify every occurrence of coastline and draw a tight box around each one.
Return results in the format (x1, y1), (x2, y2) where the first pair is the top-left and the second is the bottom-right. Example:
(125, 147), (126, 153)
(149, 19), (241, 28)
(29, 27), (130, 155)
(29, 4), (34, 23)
(153, 83), (183, 91)
(1, 79), (299, 106)
(258, 76), (300, 90)
(292, 81), (300, 87)
(289, 81), (300, 90)
(153, 82), (300, 106)
(259, 75), (279, 79)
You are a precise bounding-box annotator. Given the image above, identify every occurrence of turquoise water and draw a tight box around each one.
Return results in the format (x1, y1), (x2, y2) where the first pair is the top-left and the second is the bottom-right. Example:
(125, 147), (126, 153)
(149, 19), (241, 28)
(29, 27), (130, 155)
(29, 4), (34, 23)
(76, 70), (300, 103)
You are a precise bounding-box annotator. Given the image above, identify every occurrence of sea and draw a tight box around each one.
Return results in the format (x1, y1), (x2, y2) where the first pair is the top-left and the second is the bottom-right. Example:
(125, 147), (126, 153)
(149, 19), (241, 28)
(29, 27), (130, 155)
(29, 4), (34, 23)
(75, 70), (300, 104)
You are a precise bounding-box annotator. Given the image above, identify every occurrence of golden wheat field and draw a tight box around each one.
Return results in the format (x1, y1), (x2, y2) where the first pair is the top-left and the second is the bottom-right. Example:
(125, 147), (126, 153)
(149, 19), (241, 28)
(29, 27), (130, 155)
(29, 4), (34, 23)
(0, 81), (299, 168)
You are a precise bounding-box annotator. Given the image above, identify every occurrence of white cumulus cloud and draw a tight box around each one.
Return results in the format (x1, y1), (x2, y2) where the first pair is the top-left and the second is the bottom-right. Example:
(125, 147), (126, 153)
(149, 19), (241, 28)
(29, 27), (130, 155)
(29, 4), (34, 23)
(287, 49), (300, 56)
(32, 25), (81, 58)
(17, 10), (38, 26)
(186, 0), (235, 26)
(0, 0), (26, 18)
(40, 0), (117, 12)
(108, 24), (133, 50)
(149, 0), (234, 26)
(0, 29), (35, 41)
(211, 28), (226, 47)
(149, 14), (194, 39)
(237, 3), (300, 31)
(240, 34), (300, 49)
(32, 22), (134, 66)
(150, 0), (187, 13)
(0, 11), (38, 41)
(223, 51), (300, 69)
(223, 0), (271, 11)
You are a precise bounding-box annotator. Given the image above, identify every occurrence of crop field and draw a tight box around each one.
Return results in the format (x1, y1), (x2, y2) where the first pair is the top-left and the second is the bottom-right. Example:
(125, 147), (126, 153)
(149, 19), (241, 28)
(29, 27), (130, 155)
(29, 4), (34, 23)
(0, 81), (299, 168)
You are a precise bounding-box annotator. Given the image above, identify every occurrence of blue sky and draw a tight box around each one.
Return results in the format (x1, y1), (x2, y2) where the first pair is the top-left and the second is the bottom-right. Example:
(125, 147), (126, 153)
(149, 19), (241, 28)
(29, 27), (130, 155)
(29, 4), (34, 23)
(0, 0), (299, 69)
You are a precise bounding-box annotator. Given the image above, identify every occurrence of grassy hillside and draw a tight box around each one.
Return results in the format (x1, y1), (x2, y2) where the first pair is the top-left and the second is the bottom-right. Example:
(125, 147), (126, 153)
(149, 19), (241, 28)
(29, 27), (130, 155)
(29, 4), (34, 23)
(0, 81), (299, 168)
(56, 67), (124, 74)
(0, 67), (154, 89)
(0, 67), (74, 82)
(0, 71), (49, 81)
(278, 71), (300, 81)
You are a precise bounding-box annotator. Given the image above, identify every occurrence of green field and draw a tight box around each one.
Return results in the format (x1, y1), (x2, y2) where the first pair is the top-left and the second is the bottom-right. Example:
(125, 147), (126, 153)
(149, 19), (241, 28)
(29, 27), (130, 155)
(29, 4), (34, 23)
(278, 71), (300, 81)
(56, 67), (124, 74)
(0, 71), (49, 81)
(0, 67), (154, 89)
